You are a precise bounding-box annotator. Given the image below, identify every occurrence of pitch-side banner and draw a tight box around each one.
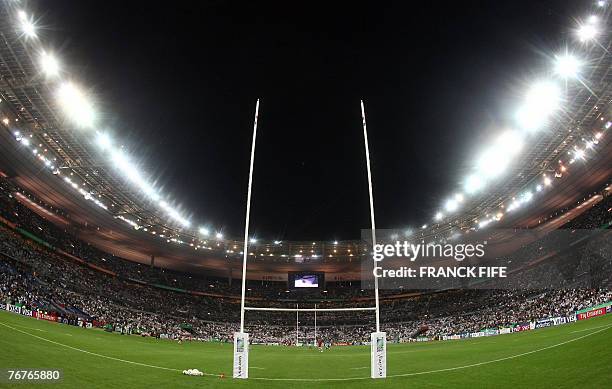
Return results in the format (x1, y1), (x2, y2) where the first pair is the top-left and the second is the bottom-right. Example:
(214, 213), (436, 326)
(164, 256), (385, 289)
(233, 332), (249, 379)
(370, 332), (386, 378)
(577, 307), (607, 320)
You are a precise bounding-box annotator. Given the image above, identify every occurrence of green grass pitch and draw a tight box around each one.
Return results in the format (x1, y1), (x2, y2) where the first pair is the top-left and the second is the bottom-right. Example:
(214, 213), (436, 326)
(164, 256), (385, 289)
(0, 310), (611, 388)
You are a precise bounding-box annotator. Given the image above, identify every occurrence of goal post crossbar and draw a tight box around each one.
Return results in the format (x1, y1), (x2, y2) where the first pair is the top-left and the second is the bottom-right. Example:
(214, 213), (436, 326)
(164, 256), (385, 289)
(243, 306), (377, 312)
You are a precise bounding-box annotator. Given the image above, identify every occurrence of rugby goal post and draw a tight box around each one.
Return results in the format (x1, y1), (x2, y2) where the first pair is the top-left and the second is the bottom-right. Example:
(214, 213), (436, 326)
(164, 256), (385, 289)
(233, 100), (385, 379)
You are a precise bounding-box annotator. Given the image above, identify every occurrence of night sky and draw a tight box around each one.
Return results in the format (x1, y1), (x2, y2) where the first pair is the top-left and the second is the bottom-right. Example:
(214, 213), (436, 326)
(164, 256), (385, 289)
(35, 0), (584, 240)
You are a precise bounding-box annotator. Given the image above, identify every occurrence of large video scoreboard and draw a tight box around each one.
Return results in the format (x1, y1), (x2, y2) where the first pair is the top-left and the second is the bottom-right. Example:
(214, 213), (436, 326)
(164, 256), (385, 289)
(288, 272), (325, 289)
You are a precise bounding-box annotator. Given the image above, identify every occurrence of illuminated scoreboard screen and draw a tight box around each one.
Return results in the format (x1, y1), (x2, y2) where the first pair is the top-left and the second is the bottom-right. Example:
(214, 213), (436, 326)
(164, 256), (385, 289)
(288, 272), (324, 288)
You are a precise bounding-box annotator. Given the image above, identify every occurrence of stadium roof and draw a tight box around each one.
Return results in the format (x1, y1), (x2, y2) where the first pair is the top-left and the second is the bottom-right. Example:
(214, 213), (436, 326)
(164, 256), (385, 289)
(0, 2), (610, 275)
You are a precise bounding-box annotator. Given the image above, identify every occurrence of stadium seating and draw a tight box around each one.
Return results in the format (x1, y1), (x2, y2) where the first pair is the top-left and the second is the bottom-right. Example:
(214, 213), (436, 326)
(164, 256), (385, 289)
(1, 177), (611, 344)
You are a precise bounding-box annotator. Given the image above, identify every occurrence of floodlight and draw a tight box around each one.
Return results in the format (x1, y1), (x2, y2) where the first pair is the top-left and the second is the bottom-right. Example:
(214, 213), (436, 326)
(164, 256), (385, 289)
(522, 191), (533, 202)
(434, 212), (444, 221)
(57, 82), (95, 128)
(479, 219), (491, 229)
(17, 11), (36, 38)
(96, 132), (112, 150)
(516, 81), (560, 131)
(525, 81), (560, 112)
(40, 52), (59, 77)
(445, 198), (459, 213)
(464, 174), (484, 194)
(477, 148), (508, 178)
(577, 24), (597, 41)
(574, 148), (585, 159)
(199, 227), (210, 236)
(498, 131), (524, 155)
(554, 54), (581, 78)
(215, 232), (223, 239)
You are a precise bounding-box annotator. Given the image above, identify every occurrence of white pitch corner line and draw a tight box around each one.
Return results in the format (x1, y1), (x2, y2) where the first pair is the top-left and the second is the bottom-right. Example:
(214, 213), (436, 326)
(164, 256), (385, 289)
(1, 321), (610, 382)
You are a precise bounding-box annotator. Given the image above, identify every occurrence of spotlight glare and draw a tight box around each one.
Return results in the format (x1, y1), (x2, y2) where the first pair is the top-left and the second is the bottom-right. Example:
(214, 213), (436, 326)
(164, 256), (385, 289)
(434, 212), (444, 221)
(574, 148), (585, 159)
(199, 227), (210, 236)
(577, 23), (597, 42)
(96, 132), (112, 150)
(215, 232), (223, 239)
(40, 52), (60, 77)
(111, 150), (160, 202)
(445, 198), (459, 213)
(516, 81), (560, 131)
(497, 131), (524, 155)
(554, 54), (581, 78)
(57, 82), (95, 128)
(465, 174), (485, 194)
(17, 11), (36, 38)
(477, 148), (508, 178)
(522, 191), (533, 202)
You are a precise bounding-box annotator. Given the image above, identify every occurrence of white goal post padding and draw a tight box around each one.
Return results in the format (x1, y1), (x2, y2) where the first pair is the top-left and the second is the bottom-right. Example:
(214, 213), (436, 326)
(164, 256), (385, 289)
(233, 332), (249, 379)
(371, 332), (387, 378)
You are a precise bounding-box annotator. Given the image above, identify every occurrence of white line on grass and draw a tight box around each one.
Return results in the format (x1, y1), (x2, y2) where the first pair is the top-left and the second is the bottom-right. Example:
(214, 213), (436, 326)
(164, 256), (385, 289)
(1, 321), (610, 382)
(9, 323), (47, 332)
(0, 322), (217, 377)
(247, 324), (612, 382)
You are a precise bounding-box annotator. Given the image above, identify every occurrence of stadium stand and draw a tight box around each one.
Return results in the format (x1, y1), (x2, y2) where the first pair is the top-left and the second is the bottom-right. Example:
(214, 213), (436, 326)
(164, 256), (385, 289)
(1, 176), (610, 344)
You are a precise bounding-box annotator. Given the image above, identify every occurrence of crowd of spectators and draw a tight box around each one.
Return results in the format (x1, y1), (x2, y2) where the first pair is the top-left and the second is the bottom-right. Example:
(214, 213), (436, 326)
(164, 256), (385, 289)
(0, 177), (611, 344)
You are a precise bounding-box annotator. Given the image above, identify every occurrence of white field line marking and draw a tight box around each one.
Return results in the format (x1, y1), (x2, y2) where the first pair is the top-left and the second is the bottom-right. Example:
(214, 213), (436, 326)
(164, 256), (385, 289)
(9, 323), (46, 332)
(248, 324), (612, 381)
(349, 366), (369, 370)
(1, 321), (610, 382)
(0, 322), (217, 377)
